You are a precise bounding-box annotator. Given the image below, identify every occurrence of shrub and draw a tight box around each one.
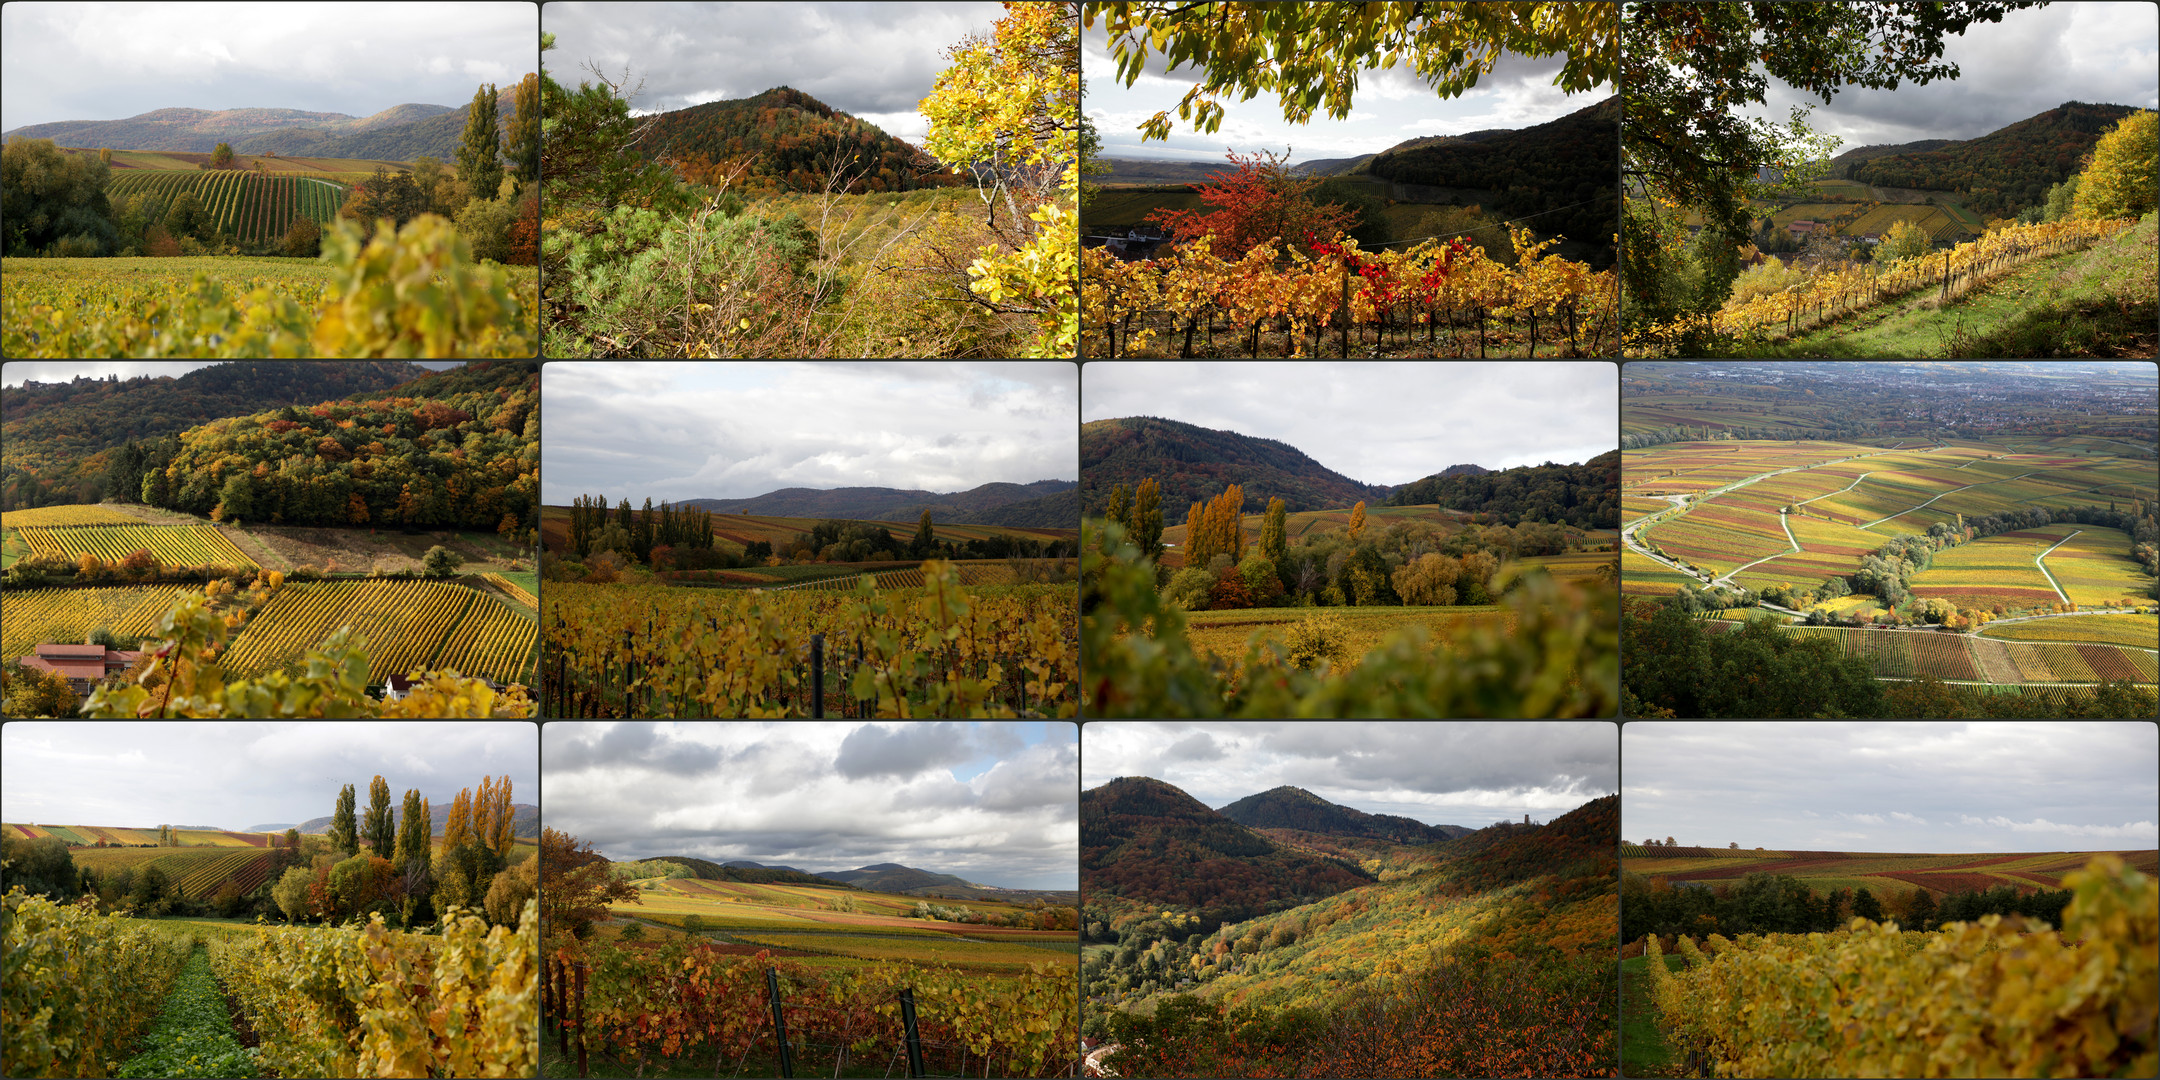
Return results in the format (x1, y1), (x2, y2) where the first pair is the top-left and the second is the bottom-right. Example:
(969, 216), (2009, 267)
(281, 214), (321, 258)
(1726, 256), (1811, 307)
(454, 194), (520, 264)
(1162, 567), (1214, 611)
(52, 233), (102, 258)
(1283, 610), (1350, 670)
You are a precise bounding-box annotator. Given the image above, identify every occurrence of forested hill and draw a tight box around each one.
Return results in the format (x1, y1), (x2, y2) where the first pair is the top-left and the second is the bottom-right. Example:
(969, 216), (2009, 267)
(1, 362), (427, 510)
(1423, 794), (1618, 895)
(1080, 416), (1391, 517)
(1384, 450), (1620, 529)
(633, 86), (964, 195)
(1842, 101), (2144, 217)
(684, 479), (1076, 524)
(653, 856), (839, 886)
(235, 101), (503, 162)
(1081, 776), (1373, 925)
(0, 102), (471, 156)
(1366, 95), (1618, 249)
(1217, 786), (1470, 845)
(109, 360), (539, 532)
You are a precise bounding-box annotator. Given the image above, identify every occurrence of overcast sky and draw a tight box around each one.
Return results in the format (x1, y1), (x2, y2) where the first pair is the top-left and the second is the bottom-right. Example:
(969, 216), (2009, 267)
(1736, 3), (2158, 149)
(1085, 21), (1607, 164)
(543, 722), (1078, 889)
(543, 1), (1003, 143)
(1082, 361), (1616, 485)
(1082, 722), (1617, 827)
(540, 362), (1077, 505)
(1, 722), (537, 832)
(1624, 722), (2159, 853)
(1, 361), (460, 388)
(0, 2), (536, 134)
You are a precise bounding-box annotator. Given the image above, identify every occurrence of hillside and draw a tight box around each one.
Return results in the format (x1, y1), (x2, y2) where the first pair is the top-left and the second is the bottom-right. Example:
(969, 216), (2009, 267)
(1216, 786), (1470, 845)
(1366, 95), (1618, 246)
(1842, 102), (2145, 217)
(1081, 776), (1374, 925)
(1384, 450), (1622, 529)
(682, 479), (1076, 524)
(1, 101), (478, 158)
(1, 362), (429, 508)
(647, 855), (842, 886)
(632, 85), (962, 195)
(1080, 416), (1391, 517)
(292, 801), (538, 839)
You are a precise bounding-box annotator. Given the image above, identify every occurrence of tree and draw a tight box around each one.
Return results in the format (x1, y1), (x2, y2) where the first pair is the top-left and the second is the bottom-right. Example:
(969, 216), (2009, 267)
(458, 83), (505, 204)
(1852, 887), (1883, 922)
(1908, 886), (1938, 931)
(505, 72), (542, 189)
(272, 865), (313, 922)
(4, 661), (77, 718)
(483, 851), (538, 927)
(2072, 109), (2157, 220)
(163, 189), (210, 243)
(1106, 484), (1133, 531)
(1088, 2), (1614, 142)
(362, 774), (395, 855)
(284, 827), (301, 853)
(1132, 477), (1164, 560)
(422, 545), (464, 578)
(98, 147), (112, 165)
(537, 31), (693, 227)
(0, 836), (79, 899)
(1878, 218), (1932, 263)
(328, 782), (359, 858)
(1347, 501), (1368, 543)
(1146, 148), (1357, 255)
(396, 789), (432, 870)
(279, 212), (321, 258)
(444, 787), (474, 850)
(2043, 174), (2081, 222)
(1261, 497), (1288, 565)
(2, 136), (118, 256)
(409, 156), (452, 215)
(211, 142), (235, 168)
(539, 826), (639, 941)
(913, 510), (936, 558)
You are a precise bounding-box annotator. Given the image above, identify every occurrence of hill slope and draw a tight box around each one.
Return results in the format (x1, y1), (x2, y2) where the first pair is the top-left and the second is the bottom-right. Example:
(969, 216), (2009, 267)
(683, 479), (1076, 524)
(1, 102), (481, 158)
(1082, 776), (1374, 923)
(1217, 786), (1470, 844)
(1366, 95), (1618, 246)
(1384, 450), (1622, 529)
(1081, 416), (1391, 517)
(1841, 101), (2144, 217)
(235, 102), (499, 163)
(632, 85), (961, 195)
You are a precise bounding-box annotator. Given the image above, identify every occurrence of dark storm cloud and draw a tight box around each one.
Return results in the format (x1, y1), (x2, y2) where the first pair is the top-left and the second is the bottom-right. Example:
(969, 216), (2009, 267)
(1, 3), (535, 133)
(542, 2), (1004, 141)
(540, 362), (1077, 505)
(0, 723), (537, 832)
(1624, 723), (2159, 853)
(1081, 362), (1617, 484)
(542, 723), (1078, 889)
(1738, 3), (2157, 147)
(1081, 723), (1617, 828)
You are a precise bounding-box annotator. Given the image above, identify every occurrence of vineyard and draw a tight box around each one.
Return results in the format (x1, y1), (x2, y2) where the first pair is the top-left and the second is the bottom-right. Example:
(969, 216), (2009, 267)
(1082, 227), (1618, 358)
(16, 522), (257, 568)
(220, 579), (537, 684)
(210, 900), (537, 1077)
(1981, 612), (2160, 649)
(542, 562), (1078, 718)
(484, 571), (539, 607)
(0, 504), (142, 527)
(1638, 854), (2156, 1078)
(1, 890), (192, 1078)
(1, 584), (195, 661)
(105, 169), (345, 245)
(1627, 216), (2139, 354)
(1778, 626), (2156, 685)
(544, 940), (1076, 1079)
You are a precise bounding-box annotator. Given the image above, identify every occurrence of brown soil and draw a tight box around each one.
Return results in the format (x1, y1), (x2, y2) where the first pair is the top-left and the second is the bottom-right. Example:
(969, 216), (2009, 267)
(243, 525), (526, 576)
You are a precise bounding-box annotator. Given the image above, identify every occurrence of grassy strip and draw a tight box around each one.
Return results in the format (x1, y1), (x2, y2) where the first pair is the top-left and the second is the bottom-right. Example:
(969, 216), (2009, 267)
(116, 945), (258, 1079)
(1620, 954), (1681, 1078)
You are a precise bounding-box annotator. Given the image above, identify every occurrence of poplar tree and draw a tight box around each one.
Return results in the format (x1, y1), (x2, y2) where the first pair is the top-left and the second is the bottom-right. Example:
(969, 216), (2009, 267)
(504, 72), (541, 188)
(913, 511), (935, 558)
(1348, 501), (1368, 542)
(1106, 484), (1132, 530)
(457, 83), (504, 205)
(1261, 496), (1288, 564)
(444, 788), (473, 851)
(396, 788), (431, 871)
(328, 783), (359, 858)
(1132, 478), (1163, 559)
(363, 774), (395, 855)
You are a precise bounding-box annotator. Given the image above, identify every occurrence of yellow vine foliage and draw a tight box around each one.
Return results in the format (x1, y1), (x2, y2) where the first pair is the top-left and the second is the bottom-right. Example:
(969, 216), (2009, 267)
(1, 889), (193, 1078)
(1644, 854), (2157, 1078)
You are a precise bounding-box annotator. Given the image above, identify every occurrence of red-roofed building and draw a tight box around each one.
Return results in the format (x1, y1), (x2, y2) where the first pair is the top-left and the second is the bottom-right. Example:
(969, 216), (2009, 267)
(17, 644), (142, 700)
(1788, 220), (1818, 235)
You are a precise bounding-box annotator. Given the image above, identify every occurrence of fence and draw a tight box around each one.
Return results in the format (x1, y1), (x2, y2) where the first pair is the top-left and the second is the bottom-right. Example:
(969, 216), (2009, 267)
(544, 952), (1072, 1078)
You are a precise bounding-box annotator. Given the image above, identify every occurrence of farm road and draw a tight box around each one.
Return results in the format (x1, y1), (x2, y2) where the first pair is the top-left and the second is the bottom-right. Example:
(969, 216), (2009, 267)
(2031, 529), (2081, 604)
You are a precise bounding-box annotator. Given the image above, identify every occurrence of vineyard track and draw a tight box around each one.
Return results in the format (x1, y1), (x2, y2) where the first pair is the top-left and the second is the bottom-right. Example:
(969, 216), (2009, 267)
(1858, 471), (2043, 529)
(2032, 528), (2080, 605)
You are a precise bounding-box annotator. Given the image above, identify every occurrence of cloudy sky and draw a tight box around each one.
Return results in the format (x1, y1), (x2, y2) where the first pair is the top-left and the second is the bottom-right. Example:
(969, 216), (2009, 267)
(1, 361), (460, 388)
(543, 722), (1078, 888)
(0, 722), (537, 832)
(543, 1), (1003, 142)
(540, 362), (1077, 505)
(1082, 361), (1616, 485)
(1625, 722), (2159, 853)
(1736, 3), (2158, 148)
(1085, 22), (1608, 164)
(1082, 722), (1617, 826)
(0, 2), (536, 133)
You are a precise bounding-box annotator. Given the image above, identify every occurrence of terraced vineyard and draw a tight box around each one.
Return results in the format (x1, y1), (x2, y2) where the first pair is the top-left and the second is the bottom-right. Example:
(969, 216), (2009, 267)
(1, 585), (194, 662)
(221, 579), (536, 684)
(16, 523), (256, 568)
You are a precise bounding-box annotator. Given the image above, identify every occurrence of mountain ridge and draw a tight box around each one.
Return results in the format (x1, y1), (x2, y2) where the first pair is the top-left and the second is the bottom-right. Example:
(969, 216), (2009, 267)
(682, 478), (1076, 526)
(1216, 785), (1473, 845)
(631, 85), (963, 195)
(1836, 101), (2145, 216)
(2, 101), (488, 160)
(1080, 416), (1392, 517)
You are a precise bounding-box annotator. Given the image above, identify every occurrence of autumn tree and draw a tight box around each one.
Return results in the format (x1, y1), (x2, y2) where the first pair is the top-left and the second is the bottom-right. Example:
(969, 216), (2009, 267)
(1261, 496), (1288, 564)
(1132, 477), (1164, 559)
(482, 774), (516, 855)
(395, 788), (432, 871)
(210, 142), (235, 168)
(457, 82), (504, 204)
(362, 774), (395, 855)
(540, 826), (639, 942)
(328, 782), (358, 858)
(504, 72), (542, 189)
(2072, 109), (2157, 220)
(1348, 501), (1368, 542)
(443, 787), (474, 850)
(1146, 148), (1356, 254)
(1878, 218), (1932, 263)
(1185, 485), (1247, 569)
(1106, 484), (1133, 531)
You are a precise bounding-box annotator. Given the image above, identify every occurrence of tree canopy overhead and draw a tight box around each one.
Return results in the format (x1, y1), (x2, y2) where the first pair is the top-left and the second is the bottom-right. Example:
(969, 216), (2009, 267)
(1084, 1), (1616, 141)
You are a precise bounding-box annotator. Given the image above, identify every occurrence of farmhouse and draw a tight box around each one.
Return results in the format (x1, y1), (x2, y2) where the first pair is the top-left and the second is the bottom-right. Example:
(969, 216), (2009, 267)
(17, 643), (141, 700)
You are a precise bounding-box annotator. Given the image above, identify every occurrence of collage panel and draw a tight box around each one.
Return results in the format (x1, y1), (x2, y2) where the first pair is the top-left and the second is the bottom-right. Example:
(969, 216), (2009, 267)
(1, 360), (540, 720)
(1080, 721), (1620, 1078)
(1080, 360), (1621, 718)
(539, 721), (1079, 1078)
(1080, 2), (1619, 358)
(1, 720), (541, 1077)
(1620, 1), (2157, 359)
(1619, 360), (2159, 719)
(1621, 721), (2159, 1078)
(538, 1), (1080, 359)
(0, 1), (541, 357)
(537, 361), (1079, 719)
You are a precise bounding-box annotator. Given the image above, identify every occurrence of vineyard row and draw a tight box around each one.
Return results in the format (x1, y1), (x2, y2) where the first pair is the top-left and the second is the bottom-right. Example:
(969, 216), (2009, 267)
(105, 169), (348, 244)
